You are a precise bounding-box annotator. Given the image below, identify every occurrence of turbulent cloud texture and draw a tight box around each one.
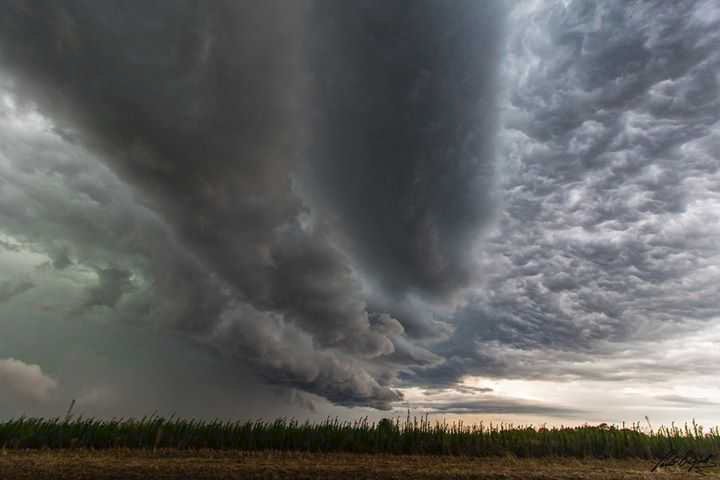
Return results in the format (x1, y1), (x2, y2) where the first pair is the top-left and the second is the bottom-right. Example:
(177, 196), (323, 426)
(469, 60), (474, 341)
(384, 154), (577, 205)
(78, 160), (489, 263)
(0, 0), (503, 410)
(415, 0), (720, 391)
(0, 279), (34, 303)
(1, 0), (719, 421)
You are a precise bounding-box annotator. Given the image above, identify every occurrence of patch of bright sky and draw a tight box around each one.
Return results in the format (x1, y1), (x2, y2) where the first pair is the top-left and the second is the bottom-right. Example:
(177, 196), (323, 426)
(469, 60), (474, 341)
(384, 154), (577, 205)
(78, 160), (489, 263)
(393, 315), (720, 428)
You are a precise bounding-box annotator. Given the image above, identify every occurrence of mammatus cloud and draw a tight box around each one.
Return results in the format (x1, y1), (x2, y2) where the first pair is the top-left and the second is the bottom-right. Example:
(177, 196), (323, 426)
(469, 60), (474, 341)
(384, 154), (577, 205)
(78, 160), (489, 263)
(85, 267), (133, 309)
(302, 1), (505, 298)
(411, 0), (720, 393)
(0, 358), (57, 402)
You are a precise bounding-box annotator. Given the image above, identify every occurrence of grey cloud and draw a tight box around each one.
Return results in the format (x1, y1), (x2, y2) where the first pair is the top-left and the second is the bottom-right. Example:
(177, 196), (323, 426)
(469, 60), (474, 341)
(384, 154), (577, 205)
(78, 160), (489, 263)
(302, 0), (505, 298)
(451, 385), (493, 395)
(0, 310), (335, 420)
(368, 292), (452, 341)
(422, 385), (493, 396)
(0, 99), (230, 335)
(49, 247), (72, 270)
(0, 0), (507, 408)
(0, 279), (34, 303)
(0, 103), (394, 408)
(406, 384), (582, 418)
(415, 398), (583, 417)
(85, 266), (133, 309)
(408, 0), (720, 389)
(656, 395), (719, 407)
(210, 303), (401, 410)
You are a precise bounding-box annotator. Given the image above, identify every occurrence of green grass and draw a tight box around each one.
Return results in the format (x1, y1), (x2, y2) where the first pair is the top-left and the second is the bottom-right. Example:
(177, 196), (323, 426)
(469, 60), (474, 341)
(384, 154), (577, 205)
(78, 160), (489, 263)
(1, 414), (719, 459)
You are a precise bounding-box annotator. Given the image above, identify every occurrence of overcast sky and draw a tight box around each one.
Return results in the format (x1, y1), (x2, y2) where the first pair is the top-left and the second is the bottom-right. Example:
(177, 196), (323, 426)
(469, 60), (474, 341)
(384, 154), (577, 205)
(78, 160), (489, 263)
(1, 0), (719, 426)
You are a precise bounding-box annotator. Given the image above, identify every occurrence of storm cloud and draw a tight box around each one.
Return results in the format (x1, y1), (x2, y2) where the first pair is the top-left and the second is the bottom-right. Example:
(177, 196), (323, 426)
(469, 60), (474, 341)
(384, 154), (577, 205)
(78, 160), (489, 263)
(0, 358), (57, 402)
(0, 0), (504, 410)
(413, 0), (720, 393)
(0, 279), (34, 303)
(1, 0), (719, 422)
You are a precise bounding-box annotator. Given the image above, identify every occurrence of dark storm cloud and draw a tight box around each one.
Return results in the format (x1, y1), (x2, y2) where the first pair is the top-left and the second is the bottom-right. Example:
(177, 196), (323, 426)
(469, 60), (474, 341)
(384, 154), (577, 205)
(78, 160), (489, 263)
(303, 0), (505, 297)
(410, 0), (720, 388)
(5, 0), (718, 419)
(447, 385), (493, 395)
(406, 386), (583, 418)
(0, 317), (327, 420)
(0, 93), (231, 336)
(0, 0), (506, 408)
(49, 247), (72, 270)
(85, 266), (133, 309)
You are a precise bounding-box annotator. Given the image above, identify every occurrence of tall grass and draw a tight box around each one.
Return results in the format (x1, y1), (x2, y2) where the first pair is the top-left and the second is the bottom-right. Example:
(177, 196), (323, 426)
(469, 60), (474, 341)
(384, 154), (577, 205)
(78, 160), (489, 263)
(1, 415), (719, 459)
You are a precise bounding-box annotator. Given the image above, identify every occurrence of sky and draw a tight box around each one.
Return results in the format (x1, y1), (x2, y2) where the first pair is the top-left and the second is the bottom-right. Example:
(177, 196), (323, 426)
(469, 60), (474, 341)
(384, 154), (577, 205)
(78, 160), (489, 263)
(0, 0), (719, 426)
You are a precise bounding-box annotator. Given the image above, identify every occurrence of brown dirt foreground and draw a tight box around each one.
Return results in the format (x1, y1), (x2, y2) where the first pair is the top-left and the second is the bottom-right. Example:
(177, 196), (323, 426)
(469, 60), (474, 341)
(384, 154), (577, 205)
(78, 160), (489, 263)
(1, 450), (719, 480)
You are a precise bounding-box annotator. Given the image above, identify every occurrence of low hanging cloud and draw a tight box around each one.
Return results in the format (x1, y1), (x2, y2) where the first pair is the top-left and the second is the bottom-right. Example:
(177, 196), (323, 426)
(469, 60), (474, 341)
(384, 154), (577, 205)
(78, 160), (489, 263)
(0, 0), (505, 410)
(0, 358), (58, 402)
(85, 266), (134, 309)
(301, 1), (505, 297)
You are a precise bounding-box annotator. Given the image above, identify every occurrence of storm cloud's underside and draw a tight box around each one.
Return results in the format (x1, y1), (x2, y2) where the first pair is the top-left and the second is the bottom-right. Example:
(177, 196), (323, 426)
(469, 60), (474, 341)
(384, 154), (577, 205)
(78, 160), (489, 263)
(1, 0), (719, 421)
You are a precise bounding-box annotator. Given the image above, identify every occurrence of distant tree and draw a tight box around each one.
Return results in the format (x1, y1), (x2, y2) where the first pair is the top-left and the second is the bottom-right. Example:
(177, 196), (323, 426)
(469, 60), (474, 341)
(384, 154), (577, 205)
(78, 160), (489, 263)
(377, 418), (397, 434)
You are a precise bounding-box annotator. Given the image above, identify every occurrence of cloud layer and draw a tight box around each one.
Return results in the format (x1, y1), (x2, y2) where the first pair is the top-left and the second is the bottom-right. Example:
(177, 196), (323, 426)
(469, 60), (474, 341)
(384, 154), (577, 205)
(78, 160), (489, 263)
(1, 0), (719, 421)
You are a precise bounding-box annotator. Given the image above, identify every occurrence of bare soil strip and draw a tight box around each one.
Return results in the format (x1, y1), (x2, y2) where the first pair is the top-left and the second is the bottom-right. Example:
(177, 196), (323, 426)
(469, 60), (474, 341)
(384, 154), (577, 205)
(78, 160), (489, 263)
(1, 450), (718, 479)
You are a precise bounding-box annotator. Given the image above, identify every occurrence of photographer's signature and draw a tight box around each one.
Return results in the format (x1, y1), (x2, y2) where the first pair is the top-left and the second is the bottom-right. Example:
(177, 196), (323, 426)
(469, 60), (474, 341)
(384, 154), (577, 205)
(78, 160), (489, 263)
(651, 451), (719, 474)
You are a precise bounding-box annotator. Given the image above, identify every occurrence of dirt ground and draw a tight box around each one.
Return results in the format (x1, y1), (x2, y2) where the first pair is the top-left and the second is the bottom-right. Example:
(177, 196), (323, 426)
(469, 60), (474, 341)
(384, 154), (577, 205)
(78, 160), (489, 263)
(1, 450), (718, 479)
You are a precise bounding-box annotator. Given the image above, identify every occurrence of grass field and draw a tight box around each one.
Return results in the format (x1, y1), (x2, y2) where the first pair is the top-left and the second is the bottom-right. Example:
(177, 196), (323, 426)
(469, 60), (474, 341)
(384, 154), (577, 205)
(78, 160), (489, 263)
(2, 415), (719, 460)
